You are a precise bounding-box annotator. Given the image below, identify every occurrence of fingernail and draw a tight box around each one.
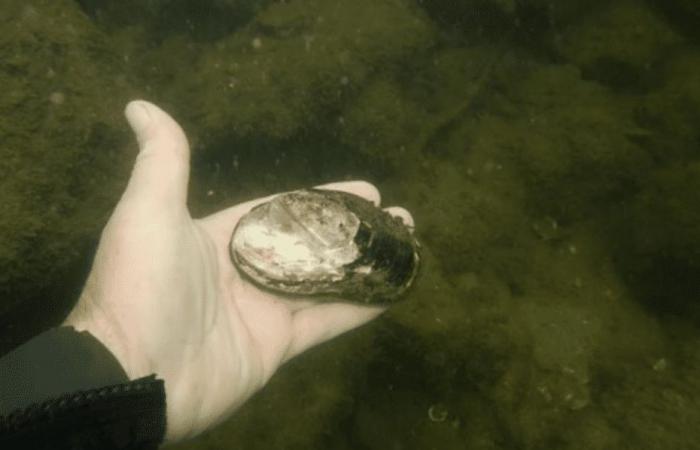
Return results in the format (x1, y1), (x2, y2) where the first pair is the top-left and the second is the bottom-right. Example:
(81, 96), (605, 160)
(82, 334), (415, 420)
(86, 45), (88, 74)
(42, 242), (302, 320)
(125, 100), (152, 133)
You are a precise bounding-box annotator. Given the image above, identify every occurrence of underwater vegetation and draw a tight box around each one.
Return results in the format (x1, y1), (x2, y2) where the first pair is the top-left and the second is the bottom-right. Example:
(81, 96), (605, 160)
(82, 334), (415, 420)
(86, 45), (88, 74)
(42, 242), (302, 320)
(1, 0), (699, 448)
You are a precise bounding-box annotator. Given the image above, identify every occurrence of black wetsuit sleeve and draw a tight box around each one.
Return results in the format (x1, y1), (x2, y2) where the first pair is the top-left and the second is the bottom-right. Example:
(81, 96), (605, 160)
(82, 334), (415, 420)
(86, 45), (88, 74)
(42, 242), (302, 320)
(0, 326), (166, 449)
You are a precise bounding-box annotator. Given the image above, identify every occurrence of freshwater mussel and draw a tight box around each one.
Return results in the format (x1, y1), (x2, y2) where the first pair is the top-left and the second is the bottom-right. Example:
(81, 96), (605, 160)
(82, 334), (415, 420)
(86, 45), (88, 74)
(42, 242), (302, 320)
(229, 189), (420, 304)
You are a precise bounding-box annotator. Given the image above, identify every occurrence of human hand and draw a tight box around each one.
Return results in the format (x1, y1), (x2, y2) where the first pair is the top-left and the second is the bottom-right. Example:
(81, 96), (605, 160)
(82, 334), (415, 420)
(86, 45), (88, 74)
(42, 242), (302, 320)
(62, 100), (414, 443)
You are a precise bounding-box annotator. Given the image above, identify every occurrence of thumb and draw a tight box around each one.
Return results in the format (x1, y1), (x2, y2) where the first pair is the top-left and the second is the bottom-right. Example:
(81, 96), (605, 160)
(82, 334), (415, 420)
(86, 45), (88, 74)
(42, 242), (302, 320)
(122, 100), (190, 207)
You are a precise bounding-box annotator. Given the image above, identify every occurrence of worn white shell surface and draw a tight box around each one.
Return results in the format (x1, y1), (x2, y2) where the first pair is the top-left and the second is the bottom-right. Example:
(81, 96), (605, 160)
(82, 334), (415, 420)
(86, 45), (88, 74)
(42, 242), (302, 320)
(231, 190), (362, 284)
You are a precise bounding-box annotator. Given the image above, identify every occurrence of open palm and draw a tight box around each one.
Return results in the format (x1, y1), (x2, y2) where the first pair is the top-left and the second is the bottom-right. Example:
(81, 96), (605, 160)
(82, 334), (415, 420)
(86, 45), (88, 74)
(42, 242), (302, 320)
(63, 101), (414, 443)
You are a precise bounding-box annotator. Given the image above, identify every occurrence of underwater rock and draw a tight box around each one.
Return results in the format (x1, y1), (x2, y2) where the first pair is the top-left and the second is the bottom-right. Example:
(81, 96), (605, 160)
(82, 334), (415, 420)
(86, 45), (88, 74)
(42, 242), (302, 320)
(0, 0), (129, 322)
(230, 189), (420, 304)
(554, 1), (681, 89)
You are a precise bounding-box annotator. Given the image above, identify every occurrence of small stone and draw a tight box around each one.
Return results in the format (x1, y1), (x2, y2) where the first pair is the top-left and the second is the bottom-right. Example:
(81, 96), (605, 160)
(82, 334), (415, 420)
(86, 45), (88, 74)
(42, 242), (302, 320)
(49, 92), (65, 105)
(653, 358), (667, 371)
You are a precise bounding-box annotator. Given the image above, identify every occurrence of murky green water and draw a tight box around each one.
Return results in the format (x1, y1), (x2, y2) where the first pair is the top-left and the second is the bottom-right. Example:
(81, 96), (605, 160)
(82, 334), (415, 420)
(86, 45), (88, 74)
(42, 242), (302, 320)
(1, 0), (699, 448)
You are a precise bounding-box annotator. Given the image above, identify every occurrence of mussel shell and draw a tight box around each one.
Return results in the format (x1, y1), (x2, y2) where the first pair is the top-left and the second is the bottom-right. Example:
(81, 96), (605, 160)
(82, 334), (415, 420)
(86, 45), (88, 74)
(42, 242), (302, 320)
(229, 189), (420, 304)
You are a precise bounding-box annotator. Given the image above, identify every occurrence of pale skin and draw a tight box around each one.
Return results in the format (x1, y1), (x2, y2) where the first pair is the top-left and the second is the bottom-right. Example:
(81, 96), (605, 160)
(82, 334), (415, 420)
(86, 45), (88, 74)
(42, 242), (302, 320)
(62, 101), (415, 444)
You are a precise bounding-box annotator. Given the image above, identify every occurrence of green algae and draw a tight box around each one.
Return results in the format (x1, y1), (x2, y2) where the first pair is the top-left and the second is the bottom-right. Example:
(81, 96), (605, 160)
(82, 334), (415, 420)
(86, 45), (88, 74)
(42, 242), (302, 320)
(0, 0), (132, 325)
(174, 0), (437, 142)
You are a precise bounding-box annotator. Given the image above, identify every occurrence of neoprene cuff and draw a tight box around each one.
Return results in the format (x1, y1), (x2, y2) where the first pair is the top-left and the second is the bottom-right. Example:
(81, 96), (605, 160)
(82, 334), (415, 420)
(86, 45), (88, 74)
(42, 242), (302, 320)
(0, 326), (129, 414)
(0, 326), (166, 449)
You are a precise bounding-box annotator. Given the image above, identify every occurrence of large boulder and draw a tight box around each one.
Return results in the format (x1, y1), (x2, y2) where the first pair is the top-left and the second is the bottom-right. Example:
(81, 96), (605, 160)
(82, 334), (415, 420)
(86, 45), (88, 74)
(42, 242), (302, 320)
(0, 0), (132, 342)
